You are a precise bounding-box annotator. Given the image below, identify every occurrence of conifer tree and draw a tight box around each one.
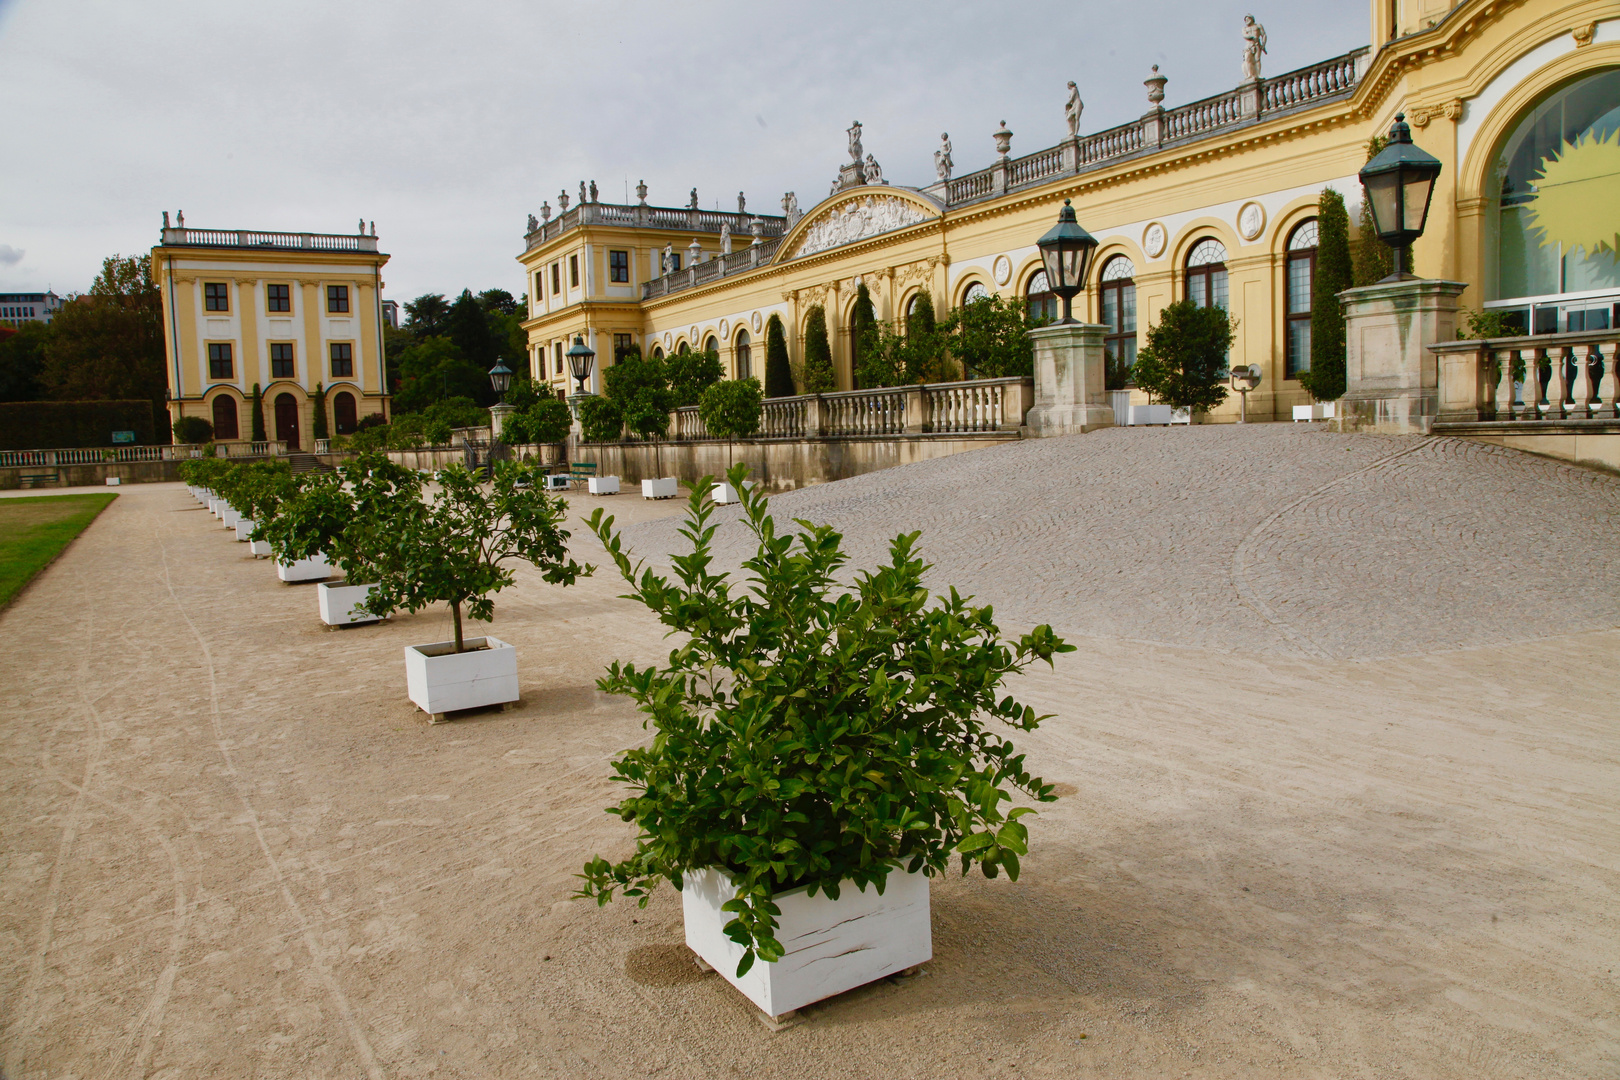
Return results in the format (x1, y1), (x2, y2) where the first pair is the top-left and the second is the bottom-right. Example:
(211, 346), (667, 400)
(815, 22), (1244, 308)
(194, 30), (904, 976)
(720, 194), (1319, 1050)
(763, 314), (794, 398)
(250, 383), (266, 441)
(1301, 188), (1353, 402)
(311, 382), (329, 440)
(850, 282), (878, 389)
(802, 305), (836, 393)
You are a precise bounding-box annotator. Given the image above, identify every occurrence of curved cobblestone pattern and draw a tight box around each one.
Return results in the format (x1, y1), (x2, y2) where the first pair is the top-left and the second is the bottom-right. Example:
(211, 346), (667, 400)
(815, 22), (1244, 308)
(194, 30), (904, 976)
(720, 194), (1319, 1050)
(617, 427), (1620, 659)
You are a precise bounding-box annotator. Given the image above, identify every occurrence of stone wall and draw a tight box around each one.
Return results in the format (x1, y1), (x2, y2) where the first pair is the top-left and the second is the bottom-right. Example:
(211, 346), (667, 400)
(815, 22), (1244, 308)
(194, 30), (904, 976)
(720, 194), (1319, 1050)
(0, 460), (182, 489)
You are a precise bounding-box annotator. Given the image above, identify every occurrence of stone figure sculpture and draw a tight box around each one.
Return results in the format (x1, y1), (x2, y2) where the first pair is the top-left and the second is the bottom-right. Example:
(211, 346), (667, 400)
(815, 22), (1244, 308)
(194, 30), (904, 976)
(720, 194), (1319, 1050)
(689, 188), (699, 210)
(782, 192), (801, 227)
(720, 223), (732, 255)
(527, 214), (538, 233)
(176, 210), (184, 226)
(662, 244), (674, 275)
(1242, 15), (1267, 80)
(359, 217), (366, 233)
(1066, 82), (1084, 138)
(579, 181), (588, 207)
(935, 133), (953, 182)
(738, 191), (746, 214)
(162, 210), (170, 228)
(589, 180), (598, 203)
(559, 189), (570, 212)
(791, 194), (932, 259)
(370, 221), (376, 236)
(847, 120), (863, 164)
(865, 154), (885, 185)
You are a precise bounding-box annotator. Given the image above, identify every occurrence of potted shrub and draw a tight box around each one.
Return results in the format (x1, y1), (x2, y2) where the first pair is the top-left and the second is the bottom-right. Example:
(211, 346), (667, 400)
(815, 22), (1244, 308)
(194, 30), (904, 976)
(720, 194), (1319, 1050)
(257, 471), (336, 584)
(578, 465), (1072, 1022)
(698, 378), (763, 503)
(1130, 300), (1235, 425)
(358, 460), (589, 720)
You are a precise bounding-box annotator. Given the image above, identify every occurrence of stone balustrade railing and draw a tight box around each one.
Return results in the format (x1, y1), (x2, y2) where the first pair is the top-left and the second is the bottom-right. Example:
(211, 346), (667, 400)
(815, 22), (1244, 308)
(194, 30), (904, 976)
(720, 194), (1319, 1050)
(0, 441), (286, 467)
(525, 202), (787, 252)
(159, 228), (377, 252)
(642, 377), (1033, 444)
(1430, 330), (1619, 424)
(640, 237), (785, 300)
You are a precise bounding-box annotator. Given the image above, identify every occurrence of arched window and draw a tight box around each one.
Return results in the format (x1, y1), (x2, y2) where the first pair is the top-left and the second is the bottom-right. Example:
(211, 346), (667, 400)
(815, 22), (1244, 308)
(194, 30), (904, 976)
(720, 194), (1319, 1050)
(1099, 256), (1137, 372)
(651, 345), (664, 359)
(211, 395), (240, 440)
(1286, 220), (1319, 378)
(1488, 67), (1620, 334)
(1025, 270), (1058, 324)
(333, 391), (358, 434)
(1185, 239), (1229, 309)
(735, 331), (752, 380)
(962, 281), (989, 305)
(705, 335), (718, 355)
(677, 341), (690, 354)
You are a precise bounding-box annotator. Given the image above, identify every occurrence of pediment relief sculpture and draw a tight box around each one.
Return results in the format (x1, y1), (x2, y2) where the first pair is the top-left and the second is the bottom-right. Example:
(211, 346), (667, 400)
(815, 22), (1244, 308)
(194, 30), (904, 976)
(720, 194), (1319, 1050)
(788, 194), (936, 260)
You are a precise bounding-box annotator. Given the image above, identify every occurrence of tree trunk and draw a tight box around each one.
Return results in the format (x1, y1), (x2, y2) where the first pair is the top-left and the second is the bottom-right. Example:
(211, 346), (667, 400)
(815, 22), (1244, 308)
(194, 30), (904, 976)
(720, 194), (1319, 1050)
(451, 598), (464, 653)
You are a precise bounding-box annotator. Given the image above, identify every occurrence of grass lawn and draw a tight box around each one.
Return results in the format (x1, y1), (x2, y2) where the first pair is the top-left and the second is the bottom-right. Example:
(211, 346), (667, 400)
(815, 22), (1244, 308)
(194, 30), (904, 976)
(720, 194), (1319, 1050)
(0, 493), (118, 609)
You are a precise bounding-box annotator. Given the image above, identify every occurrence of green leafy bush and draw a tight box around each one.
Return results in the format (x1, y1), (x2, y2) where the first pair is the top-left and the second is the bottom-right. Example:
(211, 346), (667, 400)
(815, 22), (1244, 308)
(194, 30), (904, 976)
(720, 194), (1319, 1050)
(250, 384), (266, 441)
(506, 396), (572, 445)
(578, 466), (1073, 975)
(259, 453), (423, 582)
(578, 395), (624, 443)
(940, 294), (1032, 380)
(666, 349), (724, 407)
(698, 378), (763, 466)
(1300, 188), (1353, 402)
(801, 306), (836, 392)
(1130, 300), (1235, 413)
(173, 415), (213, 444)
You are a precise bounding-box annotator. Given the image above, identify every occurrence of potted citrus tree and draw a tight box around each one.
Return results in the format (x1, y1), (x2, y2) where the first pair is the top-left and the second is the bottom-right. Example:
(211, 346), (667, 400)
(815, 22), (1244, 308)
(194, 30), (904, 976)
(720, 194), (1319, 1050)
(358, 459), (590, 720)
(697, 378), (763, 503)
(578, 465), (1072, 1023)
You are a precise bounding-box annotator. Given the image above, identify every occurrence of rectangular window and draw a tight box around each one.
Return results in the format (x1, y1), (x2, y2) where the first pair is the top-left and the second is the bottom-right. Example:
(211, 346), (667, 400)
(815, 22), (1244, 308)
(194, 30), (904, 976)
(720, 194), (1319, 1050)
(1286, 251), (1314, 377)
(609, 250), (629, 283)
(270, 342), (295, 379)
(671, 253), (682, 272)
(326, 285), (350, 313)
(208, 342), (233, 379)
(330, 342), (353, 377)
(266, 283), (291, 312)
(614, 333), (632, 359)
(554, 341), (563, 375)
(535, 272), (545, 304)
(551, 264), (561, 295)
(204, 282), (229, 311)
(569, 254), (579, 288)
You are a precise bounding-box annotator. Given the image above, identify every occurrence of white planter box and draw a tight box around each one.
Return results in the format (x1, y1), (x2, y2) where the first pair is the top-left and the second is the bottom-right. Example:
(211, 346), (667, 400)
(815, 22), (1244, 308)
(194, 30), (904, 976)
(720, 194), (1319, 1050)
(1319, 401), (1337, 420)
(221, 507), (241, 528)
(234, 517), (254, 541)
(105, 477), (121, 486)
(1170, 407), (1192, 425)
(1293, 402), (1339, 422)
(404, 635), (518, 719)
(642, 477), (679, 500)
(711, 480), (756, 505)
(318, 581), (382, 626)
(276, 553), (331, 582)
(588, 475), (620, 495)
(207, 498), (222, 517)
(249, 539), (272, 557)
(682, 865), (932, 1019)
(544, 474), (572, 492)
(1128, 404), (1173, 426)
(1292, 404), (1315, 422)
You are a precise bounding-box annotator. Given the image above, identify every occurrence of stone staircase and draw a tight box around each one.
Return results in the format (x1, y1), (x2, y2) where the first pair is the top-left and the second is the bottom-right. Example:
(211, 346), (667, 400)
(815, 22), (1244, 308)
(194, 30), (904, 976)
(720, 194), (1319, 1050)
(287, 452), (334, 475)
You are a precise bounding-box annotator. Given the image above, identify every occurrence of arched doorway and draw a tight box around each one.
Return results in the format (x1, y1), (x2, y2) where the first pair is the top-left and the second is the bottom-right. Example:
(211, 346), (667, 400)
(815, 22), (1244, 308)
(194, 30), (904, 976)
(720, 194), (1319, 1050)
(333, 391), (358, 435)
(274, 393), (300, 449)
(211, 395), (240, 440)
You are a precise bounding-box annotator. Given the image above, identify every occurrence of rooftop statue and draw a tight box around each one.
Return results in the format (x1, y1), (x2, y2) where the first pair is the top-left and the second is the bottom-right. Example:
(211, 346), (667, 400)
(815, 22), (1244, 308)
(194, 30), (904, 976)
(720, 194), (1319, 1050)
(579, 181), (587, 207)
(527, 213), (538, 233)
(1066, 82), (1084, 138)
(589, 180), (598, 203)
(935, 133), (953, 182)
(1242, 15), (1267, 81)
(847, 120), (863, 164)
(689, 188), (699, 210)
(865, 154), (885, 185)
(720, 223), (732, 255)
(738, 191), (746, 214)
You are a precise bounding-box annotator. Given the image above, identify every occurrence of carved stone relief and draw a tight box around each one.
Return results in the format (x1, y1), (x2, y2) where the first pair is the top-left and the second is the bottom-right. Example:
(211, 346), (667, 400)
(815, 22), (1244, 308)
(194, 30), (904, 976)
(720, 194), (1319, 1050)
(993, 255), (1013, 286)
(1143, 222), (1168, 259)
(789, 194), (935, 259)
(1237, 202), (1266, 241)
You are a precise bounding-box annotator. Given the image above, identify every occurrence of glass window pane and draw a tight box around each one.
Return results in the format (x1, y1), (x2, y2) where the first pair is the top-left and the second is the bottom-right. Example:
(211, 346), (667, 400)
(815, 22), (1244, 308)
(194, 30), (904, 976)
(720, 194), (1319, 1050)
(1120, 283), (1136, 333)
(1288, 255), (1313, 314)
(1101, 288), (1118, 332)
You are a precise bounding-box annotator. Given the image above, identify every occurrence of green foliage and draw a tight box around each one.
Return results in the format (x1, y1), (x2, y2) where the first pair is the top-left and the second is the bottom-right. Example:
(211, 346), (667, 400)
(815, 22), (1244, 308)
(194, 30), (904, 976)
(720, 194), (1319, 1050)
(172, 415), (213, 444)
(423, 396), (490, 431)
(250, 383), (266, 441)
(763, 314), (794, 398)
(1131, 300), (1235, 413)
(259, 453), (424, 585)
(1105, 352), (1133, 391)
(213, 459), (294, 531)
(311, 382), (329, 441)
(1352, 135), (1413, 285)
(38, 255), (167, 433)
(604, 351), (674, 444)
(1457, 309), (1518, 340)
(404, 294), (450, 339)
(447, 288), (496, 369)
(0, 321), (51, 402)
(940, 294), (1032, 380)
(907, 290), (937, 338)
(577, 465), (1073, 975)
(391, 336), (489, 414)
(506, 396), (572, 445)
(360, 461), (590, 652)
(698, 379), (763, 464)
(666, 349), (724, 407)
(0, 493), (118, 609)
(579, 395), (625, 443)
(1301, 188), (1354, 402)
(851, 282), (879, 389)
(424, 417), (454, 447)
(0, 399), (156, 450)
(802, 306), (836, 392)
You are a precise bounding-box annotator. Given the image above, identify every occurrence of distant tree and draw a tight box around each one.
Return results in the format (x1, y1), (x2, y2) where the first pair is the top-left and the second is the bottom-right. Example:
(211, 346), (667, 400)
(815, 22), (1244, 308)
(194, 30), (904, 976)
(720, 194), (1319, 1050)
(0, 321), (50, 401)
(578, 395), (625, 443)
(250, 383), (266, 441)
(698, 377), (763, 467)
(39, 255), (166, 433)
(173, 415), (213, 444)
(666, 348), (723, 406)
(476, 288), (518, 316)
(505, 396), (572, 446)
(802, 305), (836, 392)
(1130, 299), (1235, 413)
(391, 336), (489, 413)
(763, 314), (794, 398)
(446, 289), (496, 369)
(906, 290), (937, 338)
(311, 382), (329, 441)
(850, 281), (879, 388)
(1301, 188), (1354, 402)
(940, 294), (1033, 379)
(404, 293), (450, 339)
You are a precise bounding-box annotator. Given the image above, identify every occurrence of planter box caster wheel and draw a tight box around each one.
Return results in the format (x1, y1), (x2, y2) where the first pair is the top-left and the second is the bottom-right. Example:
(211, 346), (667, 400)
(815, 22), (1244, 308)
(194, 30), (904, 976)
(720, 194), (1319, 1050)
(427, 711), (448, 724)
(692, 952), (713, 974)
(758, 1009), (798, 1032)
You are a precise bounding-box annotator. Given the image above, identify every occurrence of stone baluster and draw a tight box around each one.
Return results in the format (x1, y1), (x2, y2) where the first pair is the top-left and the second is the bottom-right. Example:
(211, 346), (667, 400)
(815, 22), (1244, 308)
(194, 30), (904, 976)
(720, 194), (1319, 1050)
(1512, 348), (1535, 419)
(805, 394), (825, 437)
(1595, 341), (1618, 419)
(1493, 348), (1516, 420)
(1543, 346), (1566, 420)
(1568, 344), (1595, 419)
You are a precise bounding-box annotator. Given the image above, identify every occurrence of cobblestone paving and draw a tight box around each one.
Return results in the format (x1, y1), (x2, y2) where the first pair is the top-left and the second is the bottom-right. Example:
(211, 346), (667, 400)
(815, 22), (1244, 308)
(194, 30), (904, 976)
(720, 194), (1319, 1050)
(618, 427), (1620, 660)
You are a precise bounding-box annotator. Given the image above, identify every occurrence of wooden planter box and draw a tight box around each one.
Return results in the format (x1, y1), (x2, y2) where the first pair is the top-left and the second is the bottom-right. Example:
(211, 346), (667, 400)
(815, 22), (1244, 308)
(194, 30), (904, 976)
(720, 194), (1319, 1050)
(317, 581), (382, 626)
(404, 635), (518, 720)
(682, 865), (932, 1021)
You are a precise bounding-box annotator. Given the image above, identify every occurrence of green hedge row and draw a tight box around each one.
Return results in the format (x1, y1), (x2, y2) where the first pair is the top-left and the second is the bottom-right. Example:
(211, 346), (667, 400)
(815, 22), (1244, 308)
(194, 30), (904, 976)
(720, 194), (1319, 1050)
(0, 400), (158, 450)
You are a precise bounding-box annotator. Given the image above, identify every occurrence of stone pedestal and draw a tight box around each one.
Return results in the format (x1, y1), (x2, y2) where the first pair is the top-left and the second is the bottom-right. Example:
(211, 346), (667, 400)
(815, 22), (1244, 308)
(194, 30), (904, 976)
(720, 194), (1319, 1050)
(1237, 79), (1261, 120)
(1024, 322), (1114, 436)
(488, 403), (517, 442)
(1332, 278), (1468, 435)
(837, 162), (867, 191)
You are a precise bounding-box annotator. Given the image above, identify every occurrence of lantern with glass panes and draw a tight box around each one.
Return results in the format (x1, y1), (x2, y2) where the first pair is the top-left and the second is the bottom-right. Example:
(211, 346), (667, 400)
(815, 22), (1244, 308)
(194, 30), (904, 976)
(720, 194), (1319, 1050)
(488, 360), (514, 402)
(1035, 199), (1099, 324)
(1359, 113), (1442, 283)
(565, 335), (596, 396)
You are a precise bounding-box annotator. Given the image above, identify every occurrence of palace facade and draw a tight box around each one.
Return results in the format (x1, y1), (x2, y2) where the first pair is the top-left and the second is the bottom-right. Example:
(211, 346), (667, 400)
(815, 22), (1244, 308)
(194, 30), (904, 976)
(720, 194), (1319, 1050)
(518, 0), (1619, 423)
(153, 220), (390, 449)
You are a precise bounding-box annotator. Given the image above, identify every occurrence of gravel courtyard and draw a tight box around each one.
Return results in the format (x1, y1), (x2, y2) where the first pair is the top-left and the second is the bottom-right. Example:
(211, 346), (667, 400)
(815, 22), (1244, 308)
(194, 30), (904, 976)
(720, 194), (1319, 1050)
(2, 427), (1616, 1079)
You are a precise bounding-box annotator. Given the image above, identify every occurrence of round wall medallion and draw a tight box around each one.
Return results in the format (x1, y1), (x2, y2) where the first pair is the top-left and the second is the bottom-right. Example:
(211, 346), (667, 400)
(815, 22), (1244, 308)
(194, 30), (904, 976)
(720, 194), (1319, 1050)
(751, 311), (763, 333)
(719, 318), (729, 339)
(1238, 201), (1266, 241)
(992, 255), (1012, 286)
(663, 332), (673, 350)
(1143, 222), (1168, 259)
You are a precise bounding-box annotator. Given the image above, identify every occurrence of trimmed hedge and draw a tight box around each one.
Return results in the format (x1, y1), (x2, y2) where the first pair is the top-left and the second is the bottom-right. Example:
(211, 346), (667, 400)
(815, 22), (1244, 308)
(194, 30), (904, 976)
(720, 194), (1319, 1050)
(0, 400), (157, 450)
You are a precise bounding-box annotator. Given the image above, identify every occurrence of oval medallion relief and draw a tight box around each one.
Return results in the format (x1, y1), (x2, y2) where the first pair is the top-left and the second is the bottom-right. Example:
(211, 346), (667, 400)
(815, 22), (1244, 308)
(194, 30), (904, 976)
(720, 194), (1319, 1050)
(751, 311), (763, 333)
(992, 255), (1012, 286)
(718, 319), (729, 339)
(1238, 202), (1266, 241)
(1143, 222), (1167, 259)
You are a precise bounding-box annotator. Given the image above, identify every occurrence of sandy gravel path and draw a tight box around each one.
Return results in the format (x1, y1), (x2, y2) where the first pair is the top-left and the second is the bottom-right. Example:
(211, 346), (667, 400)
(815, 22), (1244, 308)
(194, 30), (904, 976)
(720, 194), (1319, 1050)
(1, 450), (1615, 1078)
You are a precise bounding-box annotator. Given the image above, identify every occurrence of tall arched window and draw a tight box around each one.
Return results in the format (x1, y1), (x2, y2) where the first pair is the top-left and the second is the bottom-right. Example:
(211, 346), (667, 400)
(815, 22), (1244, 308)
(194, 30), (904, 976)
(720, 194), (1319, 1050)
(962, 281), (989, 305)
(1025, 270), (1058, 323)
(333, 391), (358, 434)
(1099, 256), (1137, 372)
(735, 331), (752, 380)
(678, 341), (690, 354)
(705, 335), (718, 355)
(651, 345), (664, 359)
(212, 395), (240, 440)
(1286, 220), (1319, 378)
(1185, 238), (1229, 309)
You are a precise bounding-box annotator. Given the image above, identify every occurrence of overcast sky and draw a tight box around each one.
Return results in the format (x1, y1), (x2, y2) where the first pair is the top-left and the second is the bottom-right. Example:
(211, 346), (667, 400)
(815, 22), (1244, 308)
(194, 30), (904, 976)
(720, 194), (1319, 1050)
(0, 0), (1368, 304)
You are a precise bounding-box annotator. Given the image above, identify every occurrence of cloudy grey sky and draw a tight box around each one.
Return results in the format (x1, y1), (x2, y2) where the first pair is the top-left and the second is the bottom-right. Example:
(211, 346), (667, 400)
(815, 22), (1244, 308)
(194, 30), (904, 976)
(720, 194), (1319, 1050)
(0, 0), (1368, 304)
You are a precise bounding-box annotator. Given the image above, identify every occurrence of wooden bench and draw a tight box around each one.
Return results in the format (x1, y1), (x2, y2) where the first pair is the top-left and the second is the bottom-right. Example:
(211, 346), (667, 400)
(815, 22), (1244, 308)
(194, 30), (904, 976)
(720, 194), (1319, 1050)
(19, 472), (54, 488)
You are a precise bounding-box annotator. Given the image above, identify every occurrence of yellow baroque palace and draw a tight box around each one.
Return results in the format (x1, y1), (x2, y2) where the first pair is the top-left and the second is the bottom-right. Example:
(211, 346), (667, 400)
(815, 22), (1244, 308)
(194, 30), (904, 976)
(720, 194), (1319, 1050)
(152, 219), (390, 449)
(519, 0), (1620, 423)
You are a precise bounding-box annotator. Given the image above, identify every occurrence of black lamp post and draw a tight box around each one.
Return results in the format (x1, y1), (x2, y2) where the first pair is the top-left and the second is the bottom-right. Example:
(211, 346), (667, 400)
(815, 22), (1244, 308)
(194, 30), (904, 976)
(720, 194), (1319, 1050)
(1035, 199), (1099, 324)
(566, 335), (596, 396)
(488, 359), (513, 402)
(1359, 113), (1442, 283)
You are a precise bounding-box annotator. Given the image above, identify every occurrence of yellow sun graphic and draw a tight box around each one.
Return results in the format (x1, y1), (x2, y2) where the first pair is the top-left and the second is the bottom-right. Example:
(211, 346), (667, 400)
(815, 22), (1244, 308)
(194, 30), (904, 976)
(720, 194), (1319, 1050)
(1524, 126), (1620, 256)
